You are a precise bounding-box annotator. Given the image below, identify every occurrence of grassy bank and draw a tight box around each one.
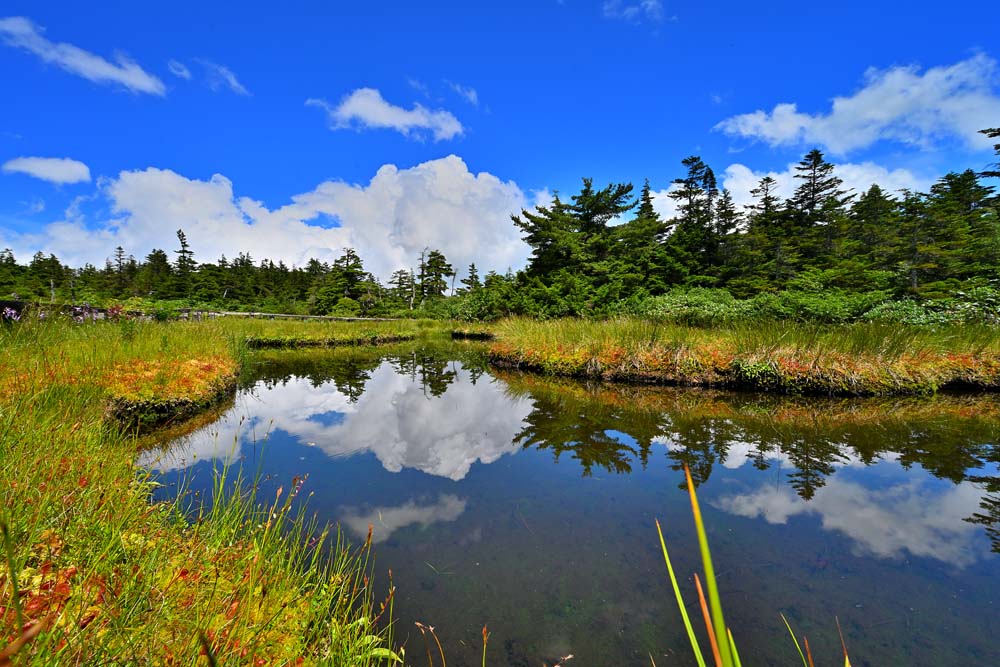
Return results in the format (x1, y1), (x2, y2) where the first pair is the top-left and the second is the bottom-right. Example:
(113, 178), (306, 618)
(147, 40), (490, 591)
(0, 317), (410, 665)
(488, 317), (1000, 395)
(242, 318), (426, 349)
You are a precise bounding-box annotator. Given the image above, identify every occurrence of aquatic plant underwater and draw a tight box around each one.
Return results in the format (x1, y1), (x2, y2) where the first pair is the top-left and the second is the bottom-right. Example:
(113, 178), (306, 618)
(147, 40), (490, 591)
(656, 466), (854, 667)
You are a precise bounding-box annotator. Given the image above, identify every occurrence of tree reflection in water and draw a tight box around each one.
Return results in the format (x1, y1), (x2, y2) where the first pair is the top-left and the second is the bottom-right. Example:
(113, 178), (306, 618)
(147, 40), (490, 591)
(497, 370), (1000, 549)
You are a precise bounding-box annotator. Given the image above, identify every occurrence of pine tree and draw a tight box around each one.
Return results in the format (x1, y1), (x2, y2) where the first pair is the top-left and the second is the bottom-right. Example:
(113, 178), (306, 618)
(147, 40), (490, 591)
(667, 156), (720, 283)
(848, 184), (898, 272)
(332, 248), (366, 300)
(421, 249), (454, 298)
(174, 230), (196, 298)
(981, 128), (1000, 180)
(460, 263), (482, 292)
(791, 149), (849, 215)
(790, 149), (853, 261)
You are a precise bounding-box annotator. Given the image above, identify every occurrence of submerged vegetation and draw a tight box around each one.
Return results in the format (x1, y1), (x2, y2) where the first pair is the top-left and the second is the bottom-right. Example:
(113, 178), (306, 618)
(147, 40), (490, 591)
(0, 316), (412, 665)
(489, 317), (1000, 395)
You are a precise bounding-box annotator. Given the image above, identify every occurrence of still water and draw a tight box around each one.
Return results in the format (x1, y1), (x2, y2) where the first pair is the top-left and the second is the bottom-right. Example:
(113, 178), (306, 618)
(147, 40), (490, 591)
(140, 342), (1000, 666)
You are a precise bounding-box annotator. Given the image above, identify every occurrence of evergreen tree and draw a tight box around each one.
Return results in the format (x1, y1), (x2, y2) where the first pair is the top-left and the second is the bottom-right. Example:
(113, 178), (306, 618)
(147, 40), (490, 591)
(136, 249), (172, 298)
(460, 263), (482, 292)
(981, 128), (1000, 180)
(389, 269), (416, 309)
(791, 149), (850, 216)
(667, 156), (720, 283)
(173, 230), (196, 298)
(421, 249), (454, 298)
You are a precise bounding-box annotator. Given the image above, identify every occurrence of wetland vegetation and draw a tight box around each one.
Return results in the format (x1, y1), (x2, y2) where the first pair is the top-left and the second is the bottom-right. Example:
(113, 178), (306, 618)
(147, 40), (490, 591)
(2, 132), (999, 666)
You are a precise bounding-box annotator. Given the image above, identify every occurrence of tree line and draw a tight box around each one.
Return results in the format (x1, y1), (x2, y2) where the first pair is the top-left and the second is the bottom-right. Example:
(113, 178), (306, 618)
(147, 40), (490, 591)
(2, 129), (998, 319)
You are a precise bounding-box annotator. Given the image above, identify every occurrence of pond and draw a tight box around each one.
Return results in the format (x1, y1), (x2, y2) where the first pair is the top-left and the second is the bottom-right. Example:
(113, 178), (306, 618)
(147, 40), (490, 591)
(139, 342), (1000, 666)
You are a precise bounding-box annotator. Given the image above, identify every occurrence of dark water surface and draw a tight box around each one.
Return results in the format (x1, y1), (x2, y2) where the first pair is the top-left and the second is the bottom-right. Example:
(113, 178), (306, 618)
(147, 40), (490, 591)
(140, 342), (1000, 666)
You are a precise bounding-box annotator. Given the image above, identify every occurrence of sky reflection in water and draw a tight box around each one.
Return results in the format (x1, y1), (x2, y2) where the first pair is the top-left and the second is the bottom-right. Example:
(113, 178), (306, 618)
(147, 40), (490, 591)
(141, 344), (1000, 666)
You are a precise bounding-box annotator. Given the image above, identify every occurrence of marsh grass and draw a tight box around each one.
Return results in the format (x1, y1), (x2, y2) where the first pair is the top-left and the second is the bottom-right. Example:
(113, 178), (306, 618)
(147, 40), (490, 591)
(490, 317), (1000, 395)
(658, 466), (852, 667)
(0, 316), (406, 665)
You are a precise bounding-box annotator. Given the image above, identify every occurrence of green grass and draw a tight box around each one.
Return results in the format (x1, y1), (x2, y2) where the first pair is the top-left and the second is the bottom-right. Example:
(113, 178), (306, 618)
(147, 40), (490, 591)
(0, 316), (413, 665)
(657, 466), (852, 667)
(488, 317), (1000, 395)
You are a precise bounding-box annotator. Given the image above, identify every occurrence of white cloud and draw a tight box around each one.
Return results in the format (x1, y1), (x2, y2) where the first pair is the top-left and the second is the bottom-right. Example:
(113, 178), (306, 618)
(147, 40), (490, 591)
(2, 156), (91, 184)
(307, 88), (464, 141)
(198, 59), (249, 95)
(650, 182), (683, 221)
(713, 477), (990, 567)
(167, 59), (191, 80)
(716, 54), (1000, 154)
(0, 155), (535, 280)
(721, 161), (933, 211)
(602, 0), (665, 22)
(0, 16), (165, 95)
(447, 80), (479, 106)
(340, 495), (467, 544)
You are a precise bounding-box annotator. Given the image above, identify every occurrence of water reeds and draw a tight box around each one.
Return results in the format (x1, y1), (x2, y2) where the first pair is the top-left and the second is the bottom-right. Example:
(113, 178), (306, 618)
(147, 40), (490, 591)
(0, 316), (404, 664)
(658, 466), (852, 667)
(489, 317), (1000, 395)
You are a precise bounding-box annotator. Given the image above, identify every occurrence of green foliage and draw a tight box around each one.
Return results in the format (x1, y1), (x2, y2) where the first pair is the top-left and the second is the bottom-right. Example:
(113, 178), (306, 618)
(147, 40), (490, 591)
(0, 318), (401, 664)
(2, 136), (998, 325)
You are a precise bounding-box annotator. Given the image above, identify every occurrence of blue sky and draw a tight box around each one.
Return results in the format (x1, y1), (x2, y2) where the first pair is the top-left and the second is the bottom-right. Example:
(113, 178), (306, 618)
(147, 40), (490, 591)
(1, 1), (998, 278)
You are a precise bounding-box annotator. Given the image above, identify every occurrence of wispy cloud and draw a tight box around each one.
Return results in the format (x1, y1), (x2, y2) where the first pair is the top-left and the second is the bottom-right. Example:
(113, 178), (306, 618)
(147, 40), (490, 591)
(198, 59), (250, 96)
(306, 88), (463, 141)
(407, 77), (430, 97)
(446, 80), (479, 106)
(602, 0), (665, 22)
(716, 54), (1000, 154)
(167, 59), (191, 80)
(2, 156), (91, 184)
(0, 16), (165, 95)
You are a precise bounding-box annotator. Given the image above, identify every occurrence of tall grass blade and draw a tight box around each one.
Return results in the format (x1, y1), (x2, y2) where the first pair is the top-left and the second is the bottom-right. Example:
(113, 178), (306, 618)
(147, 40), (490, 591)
(482, 625), (489, 667)
(836, 616), (853, 667)
(655, 519), (707, 667)
(684, 465), (734, 667)
(780, 613), (808, 667)
(726, 628), (742, 667)
(694, 573), (724, 667)
(0, 521), (23, 631)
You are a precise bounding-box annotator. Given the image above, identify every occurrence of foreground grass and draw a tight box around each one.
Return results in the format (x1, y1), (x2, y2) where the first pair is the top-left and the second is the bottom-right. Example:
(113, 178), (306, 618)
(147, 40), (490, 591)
(0, 317), (410, 665)
(489, 317), (1000, 395)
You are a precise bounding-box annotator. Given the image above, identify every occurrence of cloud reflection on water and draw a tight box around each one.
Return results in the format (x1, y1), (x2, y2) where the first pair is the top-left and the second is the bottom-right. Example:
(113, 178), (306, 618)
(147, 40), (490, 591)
(339, 494), (467, 544)
(713, 475), (988, 567)
(139, 362), (533, 481)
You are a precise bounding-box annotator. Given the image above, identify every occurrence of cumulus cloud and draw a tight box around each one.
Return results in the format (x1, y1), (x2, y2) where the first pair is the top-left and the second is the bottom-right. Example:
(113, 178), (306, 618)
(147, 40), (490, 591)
(307, 88), (464, 141)
(602, 0), (665, 22)
(198, 59), (249, 95)
(340, 495), (467, 544)
(0, 16), (165, 95)
(713, 477), (989, 567)
(167, 59), (191, 80)
(721, 161), (933, 210)
(0, 155), (534, 279)
(716, 54), (1000, 154)
(638, 159), (935, 222)
(2, 156), (91, 184)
